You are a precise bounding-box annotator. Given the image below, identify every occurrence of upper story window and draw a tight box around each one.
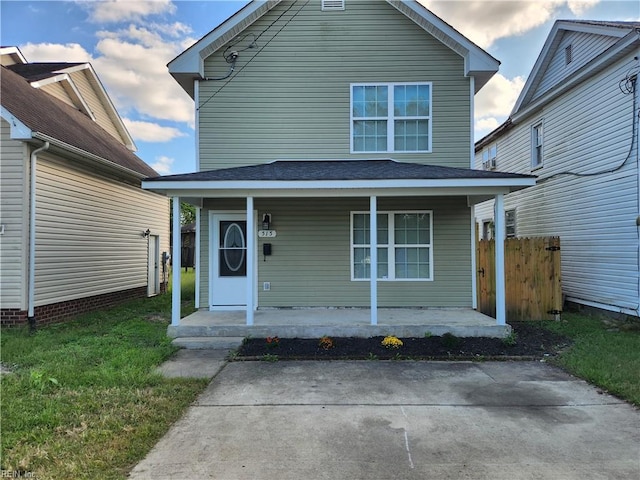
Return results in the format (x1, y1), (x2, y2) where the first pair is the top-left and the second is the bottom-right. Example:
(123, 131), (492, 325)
(531, 121), (544, 169)
(482, 143), (497, 170)
(351, 83), (432, 153)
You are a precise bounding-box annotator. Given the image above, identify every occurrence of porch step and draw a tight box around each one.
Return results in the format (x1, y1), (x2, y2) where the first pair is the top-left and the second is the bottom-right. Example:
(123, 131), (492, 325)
(168, 324), (511, 340)
(172, 336), (245, 350)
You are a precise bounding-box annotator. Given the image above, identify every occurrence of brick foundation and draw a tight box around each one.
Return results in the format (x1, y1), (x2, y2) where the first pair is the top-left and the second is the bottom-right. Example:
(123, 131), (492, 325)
(0, 284), (165, 328)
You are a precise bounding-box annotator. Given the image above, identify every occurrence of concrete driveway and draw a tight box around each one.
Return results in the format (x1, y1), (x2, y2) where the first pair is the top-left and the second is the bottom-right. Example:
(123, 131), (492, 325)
(130, 361), (639, 479)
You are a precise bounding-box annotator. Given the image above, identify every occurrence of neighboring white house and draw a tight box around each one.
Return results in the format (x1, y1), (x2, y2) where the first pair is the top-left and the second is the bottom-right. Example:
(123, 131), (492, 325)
(143, 0), (535, 332)
(0, 47), (170, 327)
(474, 21), (640, 318)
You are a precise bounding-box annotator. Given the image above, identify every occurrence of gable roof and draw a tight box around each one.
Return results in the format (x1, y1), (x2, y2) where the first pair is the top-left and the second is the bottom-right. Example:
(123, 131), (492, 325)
(1, 66), (157, 179)
(510, 20), (640, 119)
(7, 61), (136, 150)
(168, 0), (499, 97)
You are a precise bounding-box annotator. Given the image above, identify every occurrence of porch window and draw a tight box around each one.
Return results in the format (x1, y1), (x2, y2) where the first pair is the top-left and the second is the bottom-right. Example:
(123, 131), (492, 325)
(351, 83), (432, 153)
(351, 211), (433, 281)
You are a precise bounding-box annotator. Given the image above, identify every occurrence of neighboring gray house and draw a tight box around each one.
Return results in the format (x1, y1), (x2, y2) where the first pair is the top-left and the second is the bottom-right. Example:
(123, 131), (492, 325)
(143, 0), (534, 331)
(0, 47), (170, 327)
(474, 21), (640, 318)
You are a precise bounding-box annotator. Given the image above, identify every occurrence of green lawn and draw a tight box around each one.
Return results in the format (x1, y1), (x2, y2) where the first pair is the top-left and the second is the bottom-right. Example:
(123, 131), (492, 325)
(2, 278), (639, 478)
(1, 269), (206, 480)
(541, 312), (640, 406)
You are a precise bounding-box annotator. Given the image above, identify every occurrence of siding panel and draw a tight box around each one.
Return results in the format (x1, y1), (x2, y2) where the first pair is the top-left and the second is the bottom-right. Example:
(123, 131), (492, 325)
(475, 56), (639, 312)
(199, 0), (470, 169)
(34, 154), (169, 306)
(0, 120), (27, 308)
(201, 196), (472, 308)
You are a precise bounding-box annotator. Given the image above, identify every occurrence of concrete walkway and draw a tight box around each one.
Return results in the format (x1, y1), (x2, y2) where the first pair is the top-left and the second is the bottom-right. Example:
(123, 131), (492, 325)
(135, 359), (640, 479)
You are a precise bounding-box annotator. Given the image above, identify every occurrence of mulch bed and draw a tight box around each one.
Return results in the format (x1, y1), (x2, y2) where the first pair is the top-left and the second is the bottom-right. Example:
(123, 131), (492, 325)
(235, 321), (572, 361)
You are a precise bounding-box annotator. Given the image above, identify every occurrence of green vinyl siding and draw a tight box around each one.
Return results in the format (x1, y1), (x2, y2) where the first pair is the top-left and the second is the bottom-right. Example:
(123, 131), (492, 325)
(200, 196), (472, 308)
(199, 0), (470, 169)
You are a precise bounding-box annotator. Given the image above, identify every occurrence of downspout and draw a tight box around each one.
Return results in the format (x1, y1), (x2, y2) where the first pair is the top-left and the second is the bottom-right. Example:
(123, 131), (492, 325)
(27, 141), (50, 330)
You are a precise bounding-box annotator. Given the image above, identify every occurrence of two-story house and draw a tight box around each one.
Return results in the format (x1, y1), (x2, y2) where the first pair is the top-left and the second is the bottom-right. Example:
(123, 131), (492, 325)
(1, 47), (170, 327)
(143, 0), (535, 337)
(474, 21), (640, 318)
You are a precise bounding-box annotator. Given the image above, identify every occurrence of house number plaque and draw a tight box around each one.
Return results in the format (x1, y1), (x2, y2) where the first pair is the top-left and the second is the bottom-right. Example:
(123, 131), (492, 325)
(258, 230), (277, 238)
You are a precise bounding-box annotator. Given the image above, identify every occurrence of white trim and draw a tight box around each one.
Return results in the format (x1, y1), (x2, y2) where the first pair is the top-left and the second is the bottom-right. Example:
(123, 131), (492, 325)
(1, 106), (33, 139)
(470, 208), (477, 310)
(30, 73), (96, 121)
(350, 82), (432, 154)
(565, 296), (640, 317)
(531, 119), (544, 170)
(195, 207), (201, 308)
(369, 196), (378, 325)
(494, 194), (506, 325)
(171, 197), (181, 326)
(351, 210), (433, 281)
(246, 198), (255, 325)
(195, 80), (200, 171)
(143, 177), (535, 197)
(469, 76), (475, 169)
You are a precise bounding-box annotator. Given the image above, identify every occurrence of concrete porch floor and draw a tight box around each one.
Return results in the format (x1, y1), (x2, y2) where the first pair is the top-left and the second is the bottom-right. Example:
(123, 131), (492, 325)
(168, 308), (510, 341)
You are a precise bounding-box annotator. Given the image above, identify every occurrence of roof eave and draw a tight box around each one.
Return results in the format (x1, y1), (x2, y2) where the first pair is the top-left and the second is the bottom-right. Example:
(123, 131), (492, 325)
(142, 177), (536, 198)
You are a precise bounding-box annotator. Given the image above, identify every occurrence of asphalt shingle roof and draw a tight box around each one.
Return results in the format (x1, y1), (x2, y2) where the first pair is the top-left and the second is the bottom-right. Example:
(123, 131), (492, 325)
(7, 62), (86, 82)
(147, 160), (534, 182)
(1, 66), (157, 178)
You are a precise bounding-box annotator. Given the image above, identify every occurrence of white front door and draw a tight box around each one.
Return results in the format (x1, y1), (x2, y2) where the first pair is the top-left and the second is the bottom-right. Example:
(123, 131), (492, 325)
(211, 213), (248, 309)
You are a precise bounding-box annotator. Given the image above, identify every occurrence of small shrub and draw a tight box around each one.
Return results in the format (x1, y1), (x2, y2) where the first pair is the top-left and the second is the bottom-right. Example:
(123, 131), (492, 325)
(318, 336), (334, 350)
(265, 336), (280, 349)
(502, 331), (518, 346)
(381, 336), (403, 349)
(441, 332), (460, 349)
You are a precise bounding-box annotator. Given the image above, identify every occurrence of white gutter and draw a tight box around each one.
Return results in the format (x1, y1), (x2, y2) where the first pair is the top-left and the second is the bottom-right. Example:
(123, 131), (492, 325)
(27, 141), (50, 327)
(32, 132), (147, 181)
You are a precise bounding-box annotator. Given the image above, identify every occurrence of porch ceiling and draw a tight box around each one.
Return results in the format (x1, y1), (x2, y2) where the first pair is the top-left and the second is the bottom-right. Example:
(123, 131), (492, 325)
(142, 160), (536, 202)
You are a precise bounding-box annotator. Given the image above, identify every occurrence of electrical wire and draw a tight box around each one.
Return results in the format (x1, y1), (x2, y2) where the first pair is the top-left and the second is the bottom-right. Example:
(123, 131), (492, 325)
(537, 73), (637, 185)
(198, 0), (310, 112)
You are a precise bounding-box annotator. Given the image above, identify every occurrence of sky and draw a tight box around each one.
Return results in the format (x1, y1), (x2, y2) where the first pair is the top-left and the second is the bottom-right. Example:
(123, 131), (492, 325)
(2, 0), (639, 175)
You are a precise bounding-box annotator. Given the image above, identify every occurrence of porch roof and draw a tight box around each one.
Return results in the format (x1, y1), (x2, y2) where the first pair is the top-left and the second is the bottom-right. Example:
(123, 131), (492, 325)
(143, 160), (536, 203)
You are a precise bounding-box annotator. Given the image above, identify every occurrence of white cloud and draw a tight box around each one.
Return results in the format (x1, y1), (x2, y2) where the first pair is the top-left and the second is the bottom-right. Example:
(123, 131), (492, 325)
(123, 118), (187, 142)
(150, 155), (175, 175)
(19, 42), (93, 63)
(419, 0), (600, 48)
(474, 74), (526, 140)
(82, 0), (176, 23)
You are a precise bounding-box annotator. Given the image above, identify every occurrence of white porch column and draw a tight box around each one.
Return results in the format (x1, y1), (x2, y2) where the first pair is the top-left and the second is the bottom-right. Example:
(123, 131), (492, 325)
(370, 196), (378, 325)
(494, 194), (506, 325)
(470, 206), (478, 309)
(246, 197), (255, 326)
(194, 207), (201, 309)
(171, 197), (181, 326)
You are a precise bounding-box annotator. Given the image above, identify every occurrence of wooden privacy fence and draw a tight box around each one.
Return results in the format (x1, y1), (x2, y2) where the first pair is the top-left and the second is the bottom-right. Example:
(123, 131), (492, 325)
(476, 237), (562, 321)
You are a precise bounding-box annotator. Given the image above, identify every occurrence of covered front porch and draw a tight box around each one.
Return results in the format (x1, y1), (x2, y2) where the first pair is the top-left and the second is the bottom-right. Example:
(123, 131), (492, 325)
(168, 307), (509, 340)
(143, 160), (536, 340)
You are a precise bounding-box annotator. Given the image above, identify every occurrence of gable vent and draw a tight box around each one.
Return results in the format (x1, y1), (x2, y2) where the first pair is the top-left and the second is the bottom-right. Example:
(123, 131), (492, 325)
(565, 44), (572, 65)
(322, 0), (345, 11)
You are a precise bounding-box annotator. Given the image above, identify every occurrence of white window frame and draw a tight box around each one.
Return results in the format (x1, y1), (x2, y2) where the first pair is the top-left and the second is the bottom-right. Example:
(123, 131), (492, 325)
(482, 143), (497, 170)
(350, 210), (433, 281)
(350, 82), (432, 154)
(531, 121), (544, 169)
(505, 209), (516, 239)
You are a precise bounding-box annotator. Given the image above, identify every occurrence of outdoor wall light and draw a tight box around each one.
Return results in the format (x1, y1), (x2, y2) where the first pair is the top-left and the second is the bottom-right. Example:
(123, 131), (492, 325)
(142, 229), (151, 238)
(262, 214), (271, 230)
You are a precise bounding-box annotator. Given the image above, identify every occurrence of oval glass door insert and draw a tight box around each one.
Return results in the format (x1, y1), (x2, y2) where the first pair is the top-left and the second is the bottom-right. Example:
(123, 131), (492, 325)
(219, 221), (247, 276)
